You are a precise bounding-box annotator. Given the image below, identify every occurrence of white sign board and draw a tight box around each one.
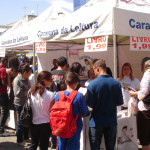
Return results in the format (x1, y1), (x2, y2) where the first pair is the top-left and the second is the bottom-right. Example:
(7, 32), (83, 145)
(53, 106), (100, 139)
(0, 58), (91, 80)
(114, 7), (150, 37)
(130, 36), (150, 51)
(35, 42), (46, 53)
(0, 49), (5, 57)
(84, 36), (108, 52)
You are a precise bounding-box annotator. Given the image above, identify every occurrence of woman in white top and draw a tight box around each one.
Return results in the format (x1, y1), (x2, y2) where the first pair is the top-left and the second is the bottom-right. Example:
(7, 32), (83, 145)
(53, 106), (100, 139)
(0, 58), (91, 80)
(119, 63), (140, 110)
(129, 59), (150, 150)
(30, 71), (55, 150)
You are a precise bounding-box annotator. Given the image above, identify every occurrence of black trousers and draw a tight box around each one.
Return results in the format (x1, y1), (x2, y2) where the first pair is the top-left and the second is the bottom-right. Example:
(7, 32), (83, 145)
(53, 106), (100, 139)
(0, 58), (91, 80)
(0, 93), (9, 134)
(30, 123), (51, 150)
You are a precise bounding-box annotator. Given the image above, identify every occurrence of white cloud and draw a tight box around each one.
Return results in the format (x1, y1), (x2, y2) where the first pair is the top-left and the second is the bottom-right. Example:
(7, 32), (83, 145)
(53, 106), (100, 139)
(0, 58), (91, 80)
(46, 0), (73, 12)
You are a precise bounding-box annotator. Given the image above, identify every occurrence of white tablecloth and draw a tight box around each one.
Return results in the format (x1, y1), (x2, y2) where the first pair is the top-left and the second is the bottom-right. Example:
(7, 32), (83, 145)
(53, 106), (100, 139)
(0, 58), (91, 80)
(80, 116), (138, 150)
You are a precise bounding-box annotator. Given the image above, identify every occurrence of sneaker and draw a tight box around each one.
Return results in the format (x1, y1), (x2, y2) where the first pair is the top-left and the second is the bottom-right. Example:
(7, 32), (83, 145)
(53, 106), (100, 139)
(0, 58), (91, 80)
(17, 141), (28, 147)
(0, 132), (10, 137)
(24, 138), (31, 143)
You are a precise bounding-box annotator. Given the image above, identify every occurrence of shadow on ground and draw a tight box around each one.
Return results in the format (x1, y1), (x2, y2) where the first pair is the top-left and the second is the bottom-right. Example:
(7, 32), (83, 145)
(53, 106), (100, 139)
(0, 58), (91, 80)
(0, 141), (29, 150)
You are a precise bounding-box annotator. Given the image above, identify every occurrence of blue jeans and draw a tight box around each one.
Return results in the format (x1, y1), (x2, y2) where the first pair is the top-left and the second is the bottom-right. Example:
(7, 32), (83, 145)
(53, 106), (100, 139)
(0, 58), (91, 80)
(89, 126), (117, 150)
(0, 93), (9, 134)
(15, 105), (29, 143)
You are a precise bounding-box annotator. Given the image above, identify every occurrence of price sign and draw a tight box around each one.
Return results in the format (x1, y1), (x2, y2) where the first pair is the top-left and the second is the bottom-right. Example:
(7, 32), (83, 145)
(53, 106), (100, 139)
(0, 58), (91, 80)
(0, 49), (5, 57)
(84, 36), (108, 52)
(35, 42), (46, 53)
(130, 36), (150, 51)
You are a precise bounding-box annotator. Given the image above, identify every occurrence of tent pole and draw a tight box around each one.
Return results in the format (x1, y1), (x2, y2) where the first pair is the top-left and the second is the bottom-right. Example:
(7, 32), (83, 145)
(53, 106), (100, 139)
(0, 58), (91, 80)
(113, 34), (117, 79)
(33, 42), (36, 84)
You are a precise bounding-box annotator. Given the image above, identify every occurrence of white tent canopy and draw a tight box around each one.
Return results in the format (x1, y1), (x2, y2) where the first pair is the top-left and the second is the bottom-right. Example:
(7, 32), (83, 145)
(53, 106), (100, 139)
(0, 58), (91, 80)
(0, 4), (71, 50)
(0, 0), (150, 79)
(1, 0), (150, 49)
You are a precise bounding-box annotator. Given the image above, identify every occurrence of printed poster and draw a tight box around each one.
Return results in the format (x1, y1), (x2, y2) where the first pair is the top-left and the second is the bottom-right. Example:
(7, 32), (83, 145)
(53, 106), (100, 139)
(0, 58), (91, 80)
(84, 36), (108, 52)
(130, 36), (150, 51)
(35, 42), (46, 53)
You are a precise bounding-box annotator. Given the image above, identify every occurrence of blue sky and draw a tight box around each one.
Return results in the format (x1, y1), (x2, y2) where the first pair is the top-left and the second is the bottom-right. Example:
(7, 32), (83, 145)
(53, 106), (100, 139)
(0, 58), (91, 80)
(0, 0), (73, 26)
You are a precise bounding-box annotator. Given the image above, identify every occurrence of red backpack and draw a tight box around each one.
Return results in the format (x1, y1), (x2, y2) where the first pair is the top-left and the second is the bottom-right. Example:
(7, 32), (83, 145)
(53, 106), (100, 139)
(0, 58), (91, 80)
(50, 90), (79, 138)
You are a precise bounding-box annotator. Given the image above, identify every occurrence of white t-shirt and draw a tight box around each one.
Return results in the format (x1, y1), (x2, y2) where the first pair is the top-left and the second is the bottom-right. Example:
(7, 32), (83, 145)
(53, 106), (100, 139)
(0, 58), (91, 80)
(119, 77), (140, 107)
(31, 89), (55, 124)
(29, 74), (35, 87)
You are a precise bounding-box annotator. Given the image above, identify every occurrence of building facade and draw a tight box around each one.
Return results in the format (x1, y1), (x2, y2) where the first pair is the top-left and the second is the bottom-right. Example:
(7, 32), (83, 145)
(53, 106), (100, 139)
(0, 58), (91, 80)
(73, 0), (90, 11)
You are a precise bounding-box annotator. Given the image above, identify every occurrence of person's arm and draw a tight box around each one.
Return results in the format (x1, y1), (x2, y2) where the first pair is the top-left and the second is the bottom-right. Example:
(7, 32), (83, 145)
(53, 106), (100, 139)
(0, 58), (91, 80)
(6, 71), (11, 88)
(78, 93), (88, 117)
(130, 72), (150, 101)
(116, 83), (124, 106)
(129, 91), (138, 97)
(86, 85), (95, 108)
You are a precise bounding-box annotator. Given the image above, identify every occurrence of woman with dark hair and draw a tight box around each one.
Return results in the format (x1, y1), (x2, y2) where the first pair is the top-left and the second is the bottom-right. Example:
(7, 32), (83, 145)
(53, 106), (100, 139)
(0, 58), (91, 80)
(70, 62), (82, 75)
(30, 71), (55, 150)
(13, 64), (32, 147)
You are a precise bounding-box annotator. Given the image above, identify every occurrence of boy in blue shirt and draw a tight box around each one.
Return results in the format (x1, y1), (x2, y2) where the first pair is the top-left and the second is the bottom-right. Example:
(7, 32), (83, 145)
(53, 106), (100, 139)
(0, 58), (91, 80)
(55, 71), (88, 150)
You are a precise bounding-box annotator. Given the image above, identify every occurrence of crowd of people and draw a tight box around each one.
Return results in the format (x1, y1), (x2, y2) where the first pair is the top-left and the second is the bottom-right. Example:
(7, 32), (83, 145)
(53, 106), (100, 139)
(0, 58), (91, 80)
(0, 55), (150, 150)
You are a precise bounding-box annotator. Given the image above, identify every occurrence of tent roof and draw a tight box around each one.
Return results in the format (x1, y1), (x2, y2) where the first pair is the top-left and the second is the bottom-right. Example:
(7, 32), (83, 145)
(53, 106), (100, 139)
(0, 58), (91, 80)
(0, 0), (150, 51)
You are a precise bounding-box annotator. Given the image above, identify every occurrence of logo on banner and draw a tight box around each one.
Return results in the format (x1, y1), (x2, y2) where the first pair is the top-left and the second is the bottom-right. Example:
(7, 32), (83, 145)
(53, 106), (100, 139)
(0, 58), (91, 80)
(84, 36), (108, 52)
(130, 36), (150, 51)
(0, 49), (5, 57)
(69, 50), (79, 58)
(35, 42), (46, 53)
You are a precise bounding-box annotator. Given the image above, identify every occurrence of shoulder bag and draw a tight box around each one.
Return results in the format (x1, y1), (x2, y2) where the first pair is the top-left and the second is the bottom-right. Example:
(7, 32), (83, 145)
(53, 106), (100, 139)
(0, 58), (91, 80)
(20, 91), (32, 127)
(143, 93), (150, 105)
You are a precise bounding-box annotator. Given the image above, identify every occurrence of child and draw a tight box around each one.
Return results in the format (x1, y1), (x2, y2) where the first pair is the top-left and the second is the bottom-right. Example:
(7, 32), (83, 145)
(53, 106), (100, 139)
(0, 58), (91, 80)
(55, 71), (88, 150)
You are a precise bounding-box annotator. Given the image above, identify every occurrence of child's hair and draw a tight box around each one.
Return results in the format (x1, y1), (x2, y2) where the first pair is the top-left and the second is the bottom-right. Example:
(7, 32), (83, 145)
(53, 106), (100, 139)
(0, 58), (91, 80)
(65, 71), (79, 85)
(57, 56), (67, 67)
(30, 71), (52, 96)
(18, 64), (32, 74)
(70, 62), (82, 75)
(122, 126), (127, 130)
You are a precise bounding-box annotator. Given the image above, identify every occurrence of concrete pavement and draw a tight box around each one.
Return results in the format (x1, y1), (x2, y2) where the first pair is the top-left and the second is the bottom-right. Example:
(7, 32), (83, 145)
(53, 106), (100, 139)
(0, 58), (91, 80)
(0, 128), (142, 150)
(0, 128), (53, 150)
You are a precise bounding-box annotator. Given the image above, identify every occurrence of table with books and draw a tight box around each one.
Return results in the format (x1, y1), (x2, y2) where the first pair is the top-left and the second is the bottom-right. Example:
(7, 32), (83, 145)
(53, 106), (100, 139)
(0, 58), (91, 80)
(80, 110), (138, 150)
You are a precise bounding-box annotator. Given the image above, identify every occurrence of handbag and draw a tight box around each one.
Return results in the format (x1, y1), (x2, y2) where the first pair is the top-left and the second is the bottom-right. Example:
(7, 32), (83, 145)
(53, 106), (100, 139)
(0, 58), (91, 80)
(20, 91), (32, 127)
(143, 93), (150, 105)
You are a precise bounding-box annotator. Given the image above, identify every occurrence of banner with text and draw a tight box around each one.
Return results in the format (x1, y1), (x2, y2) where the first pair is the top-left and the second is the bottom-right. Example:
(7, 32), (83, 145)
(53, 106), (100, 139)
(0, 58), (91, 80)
(35, 42), (46, 53)
(0, 49), (5, 57)
(84, 36), (108, 52)
(130, 36), (150, 51)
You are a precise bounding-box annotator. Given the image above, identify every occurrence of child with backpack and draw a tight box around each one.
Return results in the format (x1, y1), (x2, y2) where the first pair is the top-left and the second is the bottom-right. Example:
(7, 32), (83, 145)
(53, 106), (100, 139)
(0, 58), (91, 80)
(50, 71), (88, 150)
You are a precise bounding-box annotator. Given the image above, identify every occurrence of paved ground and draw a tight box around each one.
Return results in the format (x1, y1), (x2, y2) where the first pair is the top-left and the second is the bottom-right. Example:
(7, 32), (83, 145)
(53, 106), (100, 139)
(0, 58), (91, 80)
(0, 128), (53, 150)
(0, 128), (142, 150)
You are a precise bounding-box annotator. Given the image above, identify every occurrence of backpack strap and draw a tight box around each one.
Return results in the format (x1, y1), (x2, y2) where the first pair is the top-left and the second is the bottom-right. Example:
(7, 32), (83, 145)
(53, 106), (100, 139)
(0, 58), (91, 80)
(67, 90), (78, 103)
(59, 91), (65, 101)
(59, 90), (78, 103)
(68, 90), (79, 120)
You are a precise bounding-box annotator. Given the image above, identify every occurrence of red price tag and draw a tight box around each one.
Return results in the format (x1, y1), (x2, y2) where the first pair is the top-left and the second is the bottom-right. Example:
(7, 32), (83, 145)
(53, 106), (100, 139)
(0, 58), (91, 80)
(84, 36), (108, 52)
(35, 42), (46, 53)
